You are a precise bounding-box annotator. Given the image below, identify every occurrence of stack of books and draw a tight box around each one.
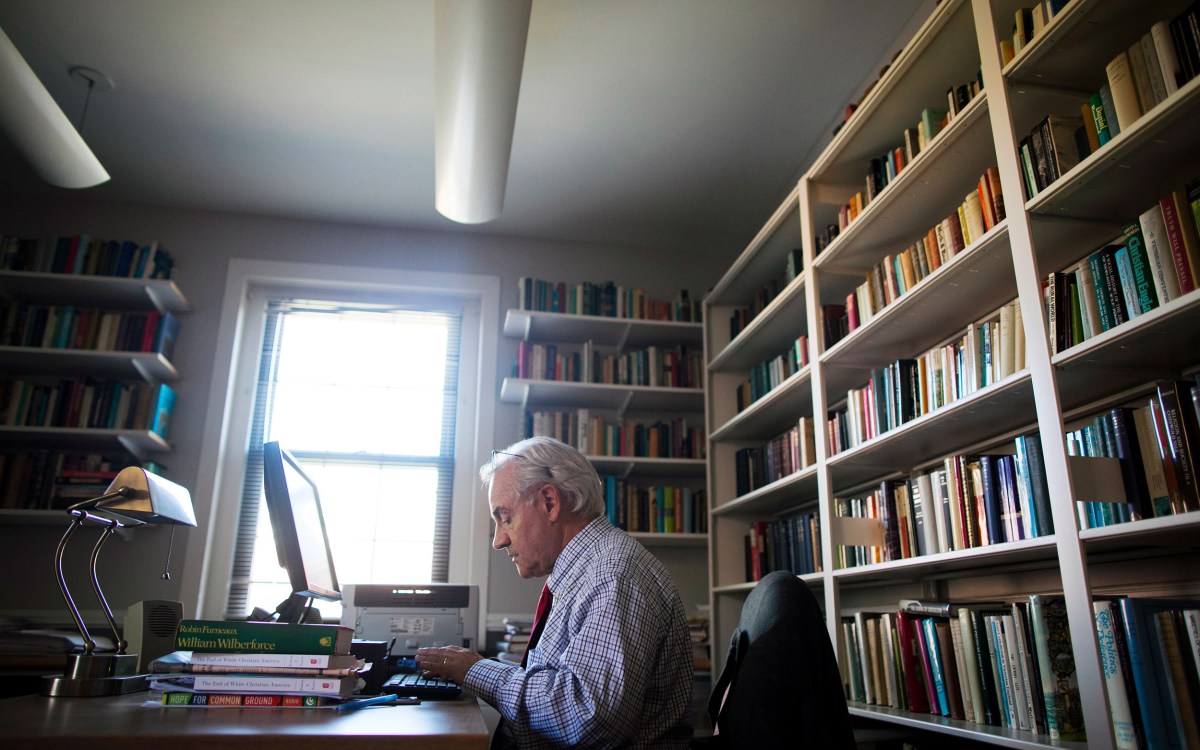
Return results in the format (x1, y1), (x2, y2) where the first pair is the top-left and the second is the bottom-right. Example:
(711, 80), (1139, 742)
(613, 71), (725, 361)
(147, 619), (364, 707)
(496, 618), (532, 665)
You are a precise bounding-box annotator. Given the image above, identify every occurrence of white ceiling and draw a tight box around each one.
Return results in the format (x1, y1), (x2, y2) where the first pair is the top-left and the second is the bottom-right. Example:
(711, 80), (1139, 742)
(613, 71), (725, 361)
(0, 1), (927, 256)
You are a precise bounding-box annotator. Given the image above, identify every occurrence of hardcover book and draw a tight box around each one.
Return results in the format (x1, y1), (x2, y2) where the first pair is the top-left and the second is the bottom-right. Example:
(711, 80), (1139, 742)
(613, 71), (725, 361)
(175, 620), (354, 655)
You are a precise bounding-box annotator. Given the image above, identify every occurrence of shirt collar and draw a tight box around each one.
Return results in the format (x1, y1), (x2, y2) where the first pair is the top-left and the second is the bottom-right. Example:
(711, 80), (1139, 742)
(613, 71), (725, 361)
(546, 514), (610, 595)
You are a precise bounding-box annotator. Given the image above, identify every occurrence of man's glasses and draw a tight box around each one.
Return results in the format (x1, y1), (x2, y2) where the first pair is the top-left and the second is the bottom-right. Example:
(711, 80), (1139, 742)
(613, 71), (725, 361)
(491, 449), (553, 478)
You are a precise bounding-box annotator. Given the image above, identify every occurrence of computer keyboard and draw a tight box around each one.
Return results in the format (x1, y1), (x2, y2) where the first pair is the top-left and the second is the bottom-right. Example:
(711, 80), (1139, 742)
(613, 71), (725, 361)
(381, 672), (462, 700)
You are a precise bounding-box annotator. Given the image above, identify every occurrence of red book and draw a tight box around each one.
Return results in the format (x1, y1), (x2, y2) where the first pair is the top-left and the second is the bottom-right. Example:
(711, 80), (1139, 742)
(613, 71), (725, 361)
(895, 611), (931, 713)
(1159, 192), (1198, 294)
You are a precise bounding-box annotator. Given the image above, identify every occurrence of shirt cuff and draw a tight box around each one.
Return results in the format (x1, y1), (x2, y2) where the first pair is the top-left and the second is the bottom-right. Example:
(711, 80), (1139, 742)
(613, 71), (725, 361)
(464, 657), (518, 704)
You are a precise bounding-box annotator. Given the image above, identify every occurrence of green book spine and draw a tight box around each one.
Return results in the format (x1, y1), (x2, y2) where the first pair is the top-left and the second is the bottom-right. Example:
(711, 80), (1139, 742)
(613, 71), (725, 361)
(1090, 92), (1112, 145)
(175, 620), (353, 655)
(1088, 251), (1115, 331)
(1122, 222), (1159, 312)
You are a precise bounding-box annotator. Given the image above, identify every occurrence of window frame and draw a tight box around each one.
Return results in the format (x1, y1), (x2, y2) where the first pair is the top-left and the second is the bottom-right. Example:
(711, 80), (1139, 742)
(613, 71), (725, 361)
(182, 259), (498, 636)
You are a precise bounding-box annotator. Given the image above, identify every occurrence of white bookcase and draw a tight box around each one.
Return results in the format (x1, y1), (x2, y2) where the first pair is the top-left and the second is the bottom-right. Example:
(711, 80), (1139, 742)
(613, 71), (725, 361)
(500, 308), (710, 618)
(703, 1), (1200, 748)
(0, 270), (188, 524)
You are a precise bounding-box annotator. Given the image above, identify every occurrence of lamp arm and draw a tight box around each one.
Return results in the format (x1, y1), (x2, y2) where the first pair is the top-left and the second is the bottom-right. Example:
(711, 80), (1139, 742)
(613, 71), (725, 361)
(88, 523), (126, 653)
(53, 516), (96, 653)
(68, 486), (129, 514)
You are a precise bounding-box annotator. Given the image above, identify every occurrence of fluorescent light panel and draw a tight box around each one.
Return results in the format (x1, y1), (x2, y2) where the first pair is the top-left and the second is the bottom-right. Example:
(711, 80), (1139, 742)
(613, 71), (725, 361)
(0, 25), (109, 189)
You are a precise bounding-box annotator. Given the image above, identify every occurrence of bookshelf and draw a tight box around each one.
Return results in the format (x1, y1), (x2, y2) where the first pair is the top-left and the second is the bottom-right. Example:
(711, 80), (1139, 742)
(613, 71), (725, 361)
(0, 267), (188, 524)
(499, 304), (711, 621)
(703, 1), (1200, 748)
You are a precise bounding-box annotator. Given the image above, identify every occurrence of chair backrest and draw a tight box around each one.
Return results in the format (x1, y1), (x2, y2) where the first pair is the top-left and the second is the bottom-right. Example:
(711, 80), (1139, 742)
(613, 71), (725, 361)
(707, 571), (855, 748)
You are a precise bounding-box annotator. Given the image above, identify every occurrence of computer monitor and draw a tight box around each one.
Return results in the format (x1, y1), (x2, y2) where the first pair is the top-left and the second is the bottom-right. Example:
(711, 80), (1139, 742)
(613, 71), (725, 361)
(261, 441), (342, 624)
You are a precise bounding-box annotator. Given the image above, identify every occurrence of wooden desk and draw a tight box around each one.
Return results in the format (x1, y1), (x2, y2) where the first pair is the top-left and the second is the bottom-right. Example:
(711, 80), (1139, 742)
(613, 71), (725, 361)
(0, 690), (489, 749)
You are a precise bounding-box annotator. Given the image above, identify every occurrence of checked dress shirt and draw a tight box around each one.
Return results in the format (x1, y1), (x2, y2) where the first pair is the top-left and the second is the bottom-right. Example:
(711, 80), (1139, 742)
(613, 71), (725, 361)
(464, 516), (693, 749)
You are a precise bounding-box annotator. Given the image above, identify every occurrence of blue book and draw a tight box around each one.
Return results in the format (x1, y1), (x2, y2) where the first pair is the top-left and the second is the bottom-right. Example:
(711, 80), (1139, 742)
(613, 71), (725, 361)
(988, 616), (1014, 727)
(921, 617), (950, 716)
(1114, 597), (1176, 749)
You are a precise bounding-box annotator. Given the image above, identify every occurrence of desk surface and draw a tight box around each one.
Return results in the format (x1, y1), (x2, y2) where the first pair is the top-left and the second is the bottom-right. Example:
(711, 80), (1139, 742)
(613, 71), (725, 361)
(0, 690), (489, 750)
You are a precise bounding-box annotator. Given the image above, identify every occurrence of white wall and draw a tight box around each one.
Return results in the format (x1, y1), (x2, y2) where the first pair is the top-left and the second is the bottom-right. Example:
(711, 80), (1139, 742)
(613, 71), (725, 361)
(0, 192), (729, 628)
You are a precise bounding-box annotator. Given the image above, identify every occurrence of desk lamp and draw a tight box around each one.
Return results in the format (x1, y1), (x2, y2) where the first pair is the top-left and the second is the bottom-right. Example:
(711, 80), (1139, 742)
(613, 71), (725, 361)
(41, 467), (196, 697)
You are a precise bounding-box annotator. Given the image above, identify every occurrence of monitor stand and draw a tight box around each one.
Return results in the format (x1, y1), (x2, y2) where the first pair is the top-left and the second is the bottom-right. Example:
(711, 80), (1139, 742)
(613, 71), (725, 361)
(275, 593), (321, 624)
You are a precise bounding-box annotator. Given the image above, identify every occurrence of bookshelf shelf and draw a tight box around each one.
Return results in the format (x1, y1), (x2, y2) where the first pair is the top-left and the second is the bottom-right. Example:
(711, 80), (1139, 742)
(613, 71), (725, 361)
(706, 274), (807, 372)
(848, 704), (1089, 750)
(818, 225), (1014, 383)
(0, 270), (189, 313)
(628, 532), (708, 547)
(824, 372), (1036, 491)
(0, 346), (180, 382)
(502, 309), (702, 348)
(711, 468), (819, 519)
(1025, 75), (1200, 221)
(587, 455), (707, 479)
(1052, 290), (1200, 410)
(0, 509), (69, 525)
(811, 94), (996, 272)
(499, 378), (704, 413)
(831, 536), (1060, 587)
(0, 426), (171, 456)
(705, 186), (803, 308)
(704, 1), (1200, 747)
(709, 367), (812, 443)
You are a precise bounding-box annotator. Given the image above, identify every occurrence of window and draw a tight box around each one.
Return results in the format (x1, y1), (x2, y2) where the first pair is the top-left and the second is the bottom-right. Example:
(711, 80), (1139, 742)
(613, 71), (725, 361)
(189, 261), (498, 627)
(226, 300), (462, 621)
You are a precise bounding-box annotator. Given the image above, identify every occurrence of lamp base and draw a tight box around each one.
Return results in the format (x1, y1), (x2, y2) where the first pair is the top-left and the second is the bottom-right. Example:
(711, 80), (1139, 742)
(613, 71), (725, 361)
(39, 652), (149, 696)
(40, 672), (149, 697)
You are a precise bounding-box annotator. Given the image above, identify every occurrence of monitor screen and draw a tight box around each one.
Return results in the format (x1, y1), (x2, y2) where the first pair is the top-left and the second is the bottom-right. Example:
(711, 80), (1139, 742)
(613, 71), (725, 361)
(262, 441), (341, 622)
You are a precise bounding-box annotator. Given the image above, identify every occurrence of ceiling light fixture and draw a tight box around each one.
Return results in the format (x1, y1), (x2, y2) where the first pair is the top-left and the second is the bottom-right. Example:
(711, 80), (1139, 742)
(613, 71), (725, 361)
(0, 25), (110, 189)
(434, 0), (531, 224)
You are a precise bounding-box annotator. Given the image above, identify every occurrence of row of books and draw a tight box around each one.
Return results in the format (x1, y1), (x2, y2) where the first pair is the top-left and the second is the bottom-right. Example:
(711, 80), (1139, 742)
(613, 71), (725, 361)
(1067, 380), (1200, 530)
(734, 335), (809, 413)
(1022, 9), (1200, 202)
(733, 417), (817, 498)
(515, 340), (703, 389)
(1, 303), (181, 360)
(1, 377), (176, 438)
(1046, 186), (1200, 355)
(744, 509), (822, 581)
(517, 278), (701, 322)
(524, 409), (705, 460)
(0, 234), (176, 280)
(999, 1), (1071, 66)
(602, 476), (706, 535)
(835, 435), (1053, 569)
(836, 76), (986, 238)
(1093, 598), (1200, 750)
(829, 298), (1026, 457)
(0, 450), (148, 510)
(727, 249), (805, 341)
(846, 169), (1007, 335)
(147, 619), (364, 707)
(843, 597), (1085, 740)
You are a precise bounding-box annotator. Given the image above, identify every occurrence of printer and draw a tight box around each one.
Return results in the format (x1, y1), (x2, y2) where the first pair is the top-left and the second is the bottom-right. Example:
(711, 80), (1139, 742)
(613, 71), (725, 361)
(340, 583), (479, 656)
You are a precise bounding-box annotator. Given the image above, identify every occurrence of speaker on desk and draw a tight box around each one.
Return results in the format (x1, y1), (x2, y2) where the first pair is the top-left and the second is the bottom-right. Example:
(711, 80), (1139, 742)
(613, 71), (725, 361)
(124, 600), (183, 673)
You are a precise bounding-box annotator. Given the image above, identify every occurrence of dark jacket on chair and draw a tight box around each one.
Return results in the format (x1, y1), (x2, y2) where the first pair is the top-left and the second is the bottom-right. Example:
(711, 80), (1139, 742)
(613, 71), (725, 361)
(704, 571), (855, 748)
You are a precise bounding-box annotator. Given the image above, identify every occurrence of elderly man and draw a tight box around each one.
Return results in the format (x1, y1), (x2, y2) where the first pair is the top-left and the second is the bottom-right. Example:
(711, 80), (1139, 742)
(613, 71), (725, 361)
(416, 436), (693, 749)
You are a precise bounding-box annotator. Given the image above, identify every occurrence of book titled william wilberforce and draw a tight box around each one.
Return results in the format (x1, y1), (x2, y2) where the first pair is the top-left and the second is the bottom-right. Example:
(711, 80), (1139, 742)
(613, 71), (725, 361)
(175, 620), (354, 655)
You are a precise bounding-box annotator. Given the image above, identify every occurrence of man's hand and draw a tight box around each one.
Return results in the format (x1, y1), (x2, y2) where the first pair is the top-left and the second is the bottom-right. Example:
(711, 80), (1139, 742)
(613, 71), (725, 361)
(415, 645), (483, 684)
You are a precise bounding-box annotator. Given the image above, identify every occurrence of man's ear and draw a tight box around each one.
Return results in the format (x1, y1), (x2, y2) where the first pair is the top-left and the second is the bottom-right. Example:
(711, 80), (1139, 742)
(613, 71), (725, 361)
(540, 484), (563, 522)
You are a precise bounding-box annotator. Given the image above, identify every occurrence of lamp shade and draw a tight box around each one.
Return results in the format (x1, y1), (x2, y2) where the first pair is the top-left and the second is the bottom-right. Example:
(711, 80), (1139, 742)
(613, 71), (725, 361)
(0, 24), (109, 188)
(95, 467), (196, 526)
(434, 0), (531, 224)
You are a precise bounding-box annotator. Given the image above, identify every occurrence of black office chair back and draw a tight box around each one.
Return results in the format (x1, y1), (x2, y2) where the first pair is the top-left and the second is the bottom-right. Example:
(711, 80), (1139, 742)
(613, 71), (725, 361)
(705, 571), (855, 748)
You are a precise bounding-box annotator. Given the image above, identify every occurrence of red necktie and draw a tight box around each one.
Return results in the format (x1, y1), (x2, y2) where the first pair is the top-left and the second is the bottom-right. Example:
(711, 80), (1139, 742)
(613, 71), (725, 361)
(522, 583), (553, 668)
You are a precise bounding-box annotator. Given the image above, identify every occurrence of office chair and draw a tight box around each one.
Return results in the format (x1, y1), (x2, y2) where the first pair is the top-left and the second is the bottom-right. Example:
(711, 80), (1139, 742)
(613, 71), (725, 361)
(697, 571), (855, 748)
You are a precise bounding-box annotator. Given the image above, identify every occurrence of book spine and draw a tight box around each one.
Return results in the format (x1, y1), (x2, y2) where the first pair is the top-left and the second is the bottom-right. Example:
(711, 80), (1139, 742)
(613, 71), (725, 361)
(175, 620), (351, 655)
(1159, 194), (1197, 294)
(922, 617), (951, 716)
(1095, 601), (1140, 749)
(156, 692), (335, 707)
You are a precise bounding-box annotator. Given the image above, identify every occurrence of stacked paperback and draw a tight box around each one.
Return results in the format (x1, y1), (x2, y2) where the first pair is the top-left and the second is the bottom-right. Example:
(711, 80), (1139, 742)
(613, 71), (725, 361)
(496, 618), (532, 665)
(148, 619), (364, 708)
